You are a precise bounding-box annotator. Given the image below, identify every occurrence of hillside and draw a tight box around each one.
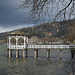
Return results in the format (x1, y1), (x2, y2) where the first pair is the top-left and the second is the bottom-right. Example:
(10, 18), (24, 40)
(0, 19), (75, 43)
(19, 19), (75, 42)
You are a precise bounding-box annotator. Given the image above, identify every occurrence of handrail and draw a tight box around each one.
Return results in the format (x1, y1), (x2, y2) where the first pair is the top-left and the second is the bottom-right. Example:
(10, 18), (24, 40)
(27, 45), (71, 49)
(8, 44), (75, 49)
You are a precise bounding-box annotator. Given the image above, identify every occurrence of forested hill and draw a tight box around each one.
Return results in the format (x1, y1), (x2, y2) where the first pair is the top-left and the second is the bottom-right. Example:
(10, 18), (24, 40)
(19, 19), (75, 42)
(0, 19), (75, 42)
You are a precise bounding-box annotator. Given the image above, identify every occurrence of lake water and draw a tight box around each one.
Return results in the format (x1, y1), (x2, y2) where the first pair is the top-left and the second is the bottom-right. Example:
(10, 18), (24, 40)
(0, 44), (72, 75)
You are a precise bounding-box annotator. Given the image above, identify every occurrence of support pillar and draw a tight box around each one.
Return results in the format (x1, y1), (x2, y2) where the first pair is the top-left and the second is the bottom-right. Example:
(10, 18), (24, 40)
(23, 50), (25, 58)
(7, 48), (9, 57)
(16, 50), (19, 59)
(72, 53), (74, 59)
(60, 49), (62, 60)
(25, 49), (28, 57)
(11, 50), (12, 57)
(34, 49), (38, 58)
(8, 59), (11, 65)
(71, 50), (75, 59)
(9, 50), (12, 58)
(47, 49), (50, 59)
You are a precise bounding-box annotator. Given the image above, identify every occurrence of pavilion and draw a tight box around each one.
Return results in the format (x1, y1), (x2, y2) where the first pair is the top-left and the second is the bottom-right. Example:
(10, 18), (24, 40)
(7, 30), (28, 58)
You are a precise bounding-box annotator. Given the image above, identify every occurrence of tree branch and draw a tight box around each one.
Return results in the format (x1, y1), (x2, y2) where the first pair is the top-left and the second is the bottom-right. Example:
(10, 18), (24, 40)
(54, 0), (73, 20)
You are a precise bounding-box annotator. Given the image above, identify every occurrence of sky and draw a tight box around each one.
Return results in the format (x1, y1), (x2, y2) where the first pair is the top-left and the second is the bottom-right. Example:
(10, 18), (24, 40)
(0, 0), (36, 33)
(0, 0), (74, 33)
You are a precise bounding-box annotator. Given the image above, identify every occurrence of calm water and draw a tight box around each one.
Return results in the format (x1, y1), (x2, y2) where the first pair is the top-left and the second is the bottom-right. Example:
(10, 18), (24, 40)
(0, 44), (72, 75)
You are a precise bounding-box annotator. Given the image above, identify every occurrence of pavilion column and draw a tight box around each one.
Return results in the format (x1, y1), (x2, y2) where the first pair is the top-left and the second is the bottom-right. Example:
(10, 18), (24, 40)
(27, 38), (28, 44)
(16, 37), (19, 59)
(24, 37), (26, 48)
(16, 50), (19, 59)
(16, 38), (18, 49)
(47, 49), (50, 59)
(34, 49), (38, 58)
(9, 36), (11, 49)
(60, 49), (62, 60)
(9, 49), (12, 58)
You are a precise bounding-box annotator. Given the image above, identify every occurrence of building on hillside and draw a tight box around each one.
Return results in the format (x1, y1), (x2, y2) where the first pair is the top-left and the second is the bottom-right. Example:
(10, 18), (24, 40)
(28, 36), (39, 44)
(0, 40), (6, 44)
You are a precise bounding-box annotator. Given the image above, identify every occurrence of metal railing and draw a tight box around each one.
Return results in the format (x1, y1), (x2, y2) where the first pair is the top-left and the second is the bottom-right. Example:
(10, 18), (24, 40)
(9, 45), (26, 49)
(8, 44), (75, 49)
(27, 45), (72, 49)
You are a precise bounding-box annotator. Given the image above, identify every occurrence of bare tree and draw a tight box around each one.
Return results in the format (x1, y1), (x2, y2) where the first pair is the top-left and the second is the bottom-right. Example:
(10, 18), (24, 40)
(19, 0), (75, 23)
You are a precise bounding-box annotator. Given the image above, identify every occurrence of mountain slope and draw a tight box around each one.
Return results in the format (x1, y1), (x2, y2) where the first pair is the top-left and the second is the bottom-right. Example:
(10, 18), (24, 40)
(0, 19), (75, 42)
(19, 19), (75, 38)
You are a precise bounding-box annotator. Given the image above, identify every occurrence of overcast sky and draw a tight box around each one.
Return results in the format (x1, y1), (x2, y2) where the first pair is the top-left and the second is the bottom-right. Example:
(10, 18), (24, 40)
(0, 0), (74, 33)
(0, 0), (36, 33)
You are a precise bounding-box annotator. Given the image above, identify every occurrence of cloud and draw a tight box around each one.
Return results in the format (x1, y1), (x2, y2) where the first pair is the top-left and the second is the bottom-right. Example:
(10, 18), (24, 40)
(0, 0), (31, 27)
(0, 0), (35, 33)
(0, 0), (53, 29)
(0, 24), (35, 33)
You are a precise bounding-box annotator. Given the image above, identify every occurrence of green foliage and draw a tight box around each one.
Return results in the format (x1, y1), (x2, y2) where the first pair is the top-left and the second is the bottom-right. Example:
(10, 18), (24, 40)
(0, 33), (6, 40)
(54, 30), (68, 37)
(67, 32), (75, 42)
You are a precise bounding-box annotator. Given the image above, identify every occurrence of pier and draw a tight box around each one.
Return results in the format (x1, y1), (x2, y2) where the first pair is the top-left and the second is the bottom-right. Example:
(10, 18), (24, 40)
(7, 31), (75, 59)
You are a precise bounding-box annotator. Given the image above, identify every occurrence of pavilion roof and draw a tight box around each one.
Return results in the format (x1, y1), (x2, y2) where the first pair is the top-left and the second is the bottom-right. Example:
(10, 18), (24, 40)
(8, 30), (28, 35)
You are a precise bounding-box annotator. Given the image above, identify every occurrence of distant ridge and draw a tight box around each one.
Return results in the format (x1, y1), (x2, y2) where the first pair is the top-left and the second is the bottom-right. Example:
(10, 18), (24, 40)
(0, 19), (75, 43)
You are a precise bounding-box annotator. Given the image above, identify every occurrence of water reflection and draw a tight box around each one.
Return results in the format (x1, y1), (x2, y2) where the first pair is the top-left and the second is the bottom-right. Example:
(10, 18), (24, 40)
(8, 58), (29, 65)
(0, 44), (72, 75)
(8, 59), (12, 65)
(7, 56), (71, 66)
(6, 57), (71, 75)
(8, 58), (51, 66)
(16, 59), (19, 65)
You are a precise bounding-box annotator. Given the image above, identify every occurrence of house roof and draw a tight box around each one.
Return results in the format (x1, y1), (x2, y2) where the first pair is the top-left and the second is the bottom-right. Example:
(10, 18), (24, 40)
(30, 36), (39, 40)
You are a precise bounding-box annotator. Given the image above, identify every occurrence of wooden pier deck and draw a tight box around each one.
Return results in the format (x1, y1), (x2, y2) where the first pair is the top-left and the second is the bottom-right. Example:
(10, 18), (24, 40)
(7, 44), (75, 59)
